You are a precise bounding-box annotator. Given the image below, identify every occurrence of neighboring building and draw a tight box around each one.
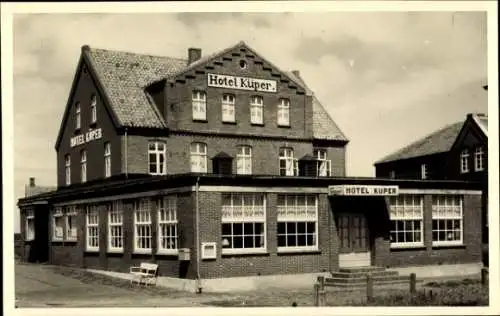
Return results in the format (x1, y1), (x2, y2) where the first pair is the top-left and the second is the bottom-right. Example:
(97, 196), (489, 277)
(25, 177), (56, 197)
(18, 41), (484, 291)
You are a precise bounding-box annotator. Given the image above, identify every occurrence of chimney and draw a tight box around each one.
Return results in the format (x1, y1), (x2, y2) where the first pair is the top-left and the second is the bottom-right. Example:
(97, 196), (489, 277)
(291, 70), (300, 78)
(188, 48), (202, 65)
(29, 177), (36, 187)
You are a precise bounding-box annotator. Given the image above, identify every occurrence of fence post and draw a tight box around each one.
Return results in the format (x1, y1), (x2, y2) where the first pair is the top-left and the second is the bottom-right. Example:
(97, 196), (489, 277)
(313, 282), (320, 307)
(366, 273), (373, 303)
(481, 268), (488, 286)
(317, 276), (326, 306)
(409, 273), (417, 294)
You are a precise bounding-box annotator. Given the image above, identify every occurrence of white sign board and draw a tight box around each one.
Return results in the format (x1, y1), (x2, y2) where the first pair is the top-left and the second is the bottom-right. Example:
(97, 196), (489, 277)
(207, 73), (277, 93)
(329, 185), (399, 196)
(70, 128), (103, 148)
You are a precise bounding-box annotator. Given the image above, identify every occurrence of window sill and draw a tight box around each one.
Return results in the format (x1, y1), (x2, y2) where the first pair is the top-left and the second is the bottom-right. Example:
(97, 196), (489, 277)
(221, 248), (268, 256)
(277, 124), (291, 128)
(133, 249), (152, 255)
(222, 120), (237, 125)
(432, 242), (465, 249)
(85, 248), (99, 253)
(193, 118), (208, 123)
(250, 122), (264, 126)
(277, 247), (319, 254)
(51, 238), (64, 243)
(107, 249), (124, 254)
(156, 249), (179, 256)
(64, 239), (78, 243)
(390, 243), (425, 250)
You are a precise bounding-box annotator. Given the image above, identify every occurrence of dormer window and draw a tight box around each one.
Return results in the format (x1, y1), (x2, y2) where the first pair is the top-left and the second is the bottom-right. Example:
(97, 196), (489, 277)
(277, 98), (290, 127)
(75, 102), (81, 130)
(90, 95), (97, 124)
(192, 91), (207, 121)
(222, 94), (235, 123)
(460, 149), (469, 173)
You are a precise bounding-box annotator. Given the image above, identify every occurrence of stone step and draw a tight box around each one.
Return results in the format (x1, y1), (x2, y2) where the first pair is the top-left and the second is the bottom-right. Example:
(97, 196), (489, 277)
(330, 270), (399, 279)
(338, 266), (385, 274)
(325, 274), (411, 285)
(325, 279), (422, 289)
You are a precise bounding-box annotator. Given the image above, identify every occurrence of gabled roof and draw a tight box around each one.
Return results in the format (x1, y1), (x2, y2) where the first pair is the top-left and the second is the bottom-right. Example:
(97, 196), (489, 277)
(471, 113), (488, 136)
(375, 121), (464, 164)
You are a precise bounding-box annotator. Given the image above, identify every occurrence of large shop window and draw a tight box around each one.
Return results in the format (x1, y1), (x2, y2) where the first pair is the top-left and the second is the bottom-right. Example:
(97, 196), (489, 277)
(314, 148), (332, 177)
(190, 142), (208, 173)
(432, 195), (463, 246)
(134, 198), (152, 253)
(104, 142), (111, 178)
(460, 149), (469, 173)
(192, 90), (207, 121)
(65, 206), (78, 241)
(148, 141), (167, 175)
(250, 95), (264, 125)
(80, 150), (87, 183)
(157, 196), (178, 254)
(474, 146), (484, 171)
(236, 145), (252, 175)
(52, 207), (64, 241)
(108, 201), (123, 252)
(279, 147), (298, 176)
(277, 194), (318, 252)
(277, 98), (290, 126)
(25, 208), (35, 241)
(65, 154), (71, 185)
(222, 94), (235, 123)
(221, 193), (266, 254)
(389, 195), (424, 248)
(86, 205), (99, 251)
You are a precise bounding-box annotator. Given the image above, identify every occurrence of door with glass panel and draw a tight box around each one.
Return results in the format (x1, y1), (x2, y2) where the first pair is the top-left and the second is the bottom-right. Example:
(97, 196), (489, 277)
(337, 213), (371, 267)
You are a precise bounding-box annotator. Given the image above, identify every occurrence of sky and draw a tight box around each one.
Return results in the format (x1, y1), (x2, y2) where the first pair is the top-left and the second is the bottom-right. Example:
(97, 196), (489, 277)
(7, 9), (489, 232)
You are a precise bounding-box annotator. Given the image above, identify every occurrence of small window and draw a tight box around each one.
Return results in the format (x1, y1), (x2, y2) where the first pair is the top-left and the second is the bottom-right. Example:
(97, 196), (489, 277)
(65, 206), (78, 241)
(104, 142), (111, 178)
(90, 95), (97, 124)
(192, 91), (207, 121)
(52, 207), (64, 241)
(148, 141), (167, 175)
(80, 150), (87, 183)
(222, 94), (235, 123)
(314, 148), (331, 177)
(236, 145), (252, 175)
(65, 154), (71, 186)
(421, 164), (428, 180)
(279, 147), (298, 176)
(250, 96), (264, 125)
(25, 208), (35, 241)
(75, 102), (81, 130)
(239, 60), (248, 69)
(190, 142), (208, 173)
(474, 146), (485, 171)
(277, 98), (290, 127)
(460, 149), (469, 173)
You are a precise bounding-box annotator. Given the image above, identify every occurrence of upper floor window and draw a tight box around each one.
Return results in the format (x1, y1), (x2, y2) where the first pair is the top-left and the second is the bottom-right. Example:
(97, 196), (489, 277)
(314, 148), (331, 177)
(460, 149), (469, 173)
(279, 147), (298, 176)
(190, 142), (207, 173)
(236, 145), (252, 175)
(80, 150), (87, 183)
(75, 102), (81, 130)
(148, 141), (166, 175)
(250, 95), (263, 125)
(192, 90), (207, 121)
(277, 98), (290, 127)
(474, 146), (485, 171)
(65, 154), (71, 186)
(222, 94), (235, 123)
(104, 142), (111, 178)
(90, 95), (97, 124)
(421, 163), (428, 180)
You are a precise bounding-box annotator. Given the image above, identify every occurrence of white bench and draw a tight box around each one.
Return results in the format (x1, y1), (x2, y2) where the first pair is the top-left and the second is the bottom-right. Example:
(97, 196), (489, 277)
(129, 262), (159, 286)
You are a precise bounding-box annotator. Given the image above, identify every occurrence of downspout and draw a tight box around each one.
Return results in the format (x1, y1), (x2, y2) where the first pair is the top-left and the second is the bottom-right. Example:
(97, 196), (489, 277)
(124, 127), (128, 179)
(195, 176), (202, 293)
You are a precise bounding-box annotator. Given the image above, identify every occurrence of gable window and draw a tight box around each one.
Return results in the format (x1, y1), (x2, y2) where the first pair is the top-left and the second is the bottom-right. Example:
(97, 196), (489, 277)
(104, 142), (111, 178)
(277, 98), (290, 126)
(222, 94), (235, 123)
(279, 147), (298, 176)
(314, 148), (331, 177)
(389, 170), (396, 179)
(474, 146), (484, 171)
(148, 141), (166, 175)
(52, 207), (64, 241)
(65, 154), (71, 186)
(236, 145), (252, 175)
(25, 208), (35, 241)
(460, 149), (469, 173)
(157, 196), (178, 254)
(108, 201), (123, 252)
(65, 206), (78, 241)
(75, 102), (81, 130)
(86, 205), (99, 251)
(134, 198), (152, 253)
(190, 142), (207, 173)
(90, 95), (97, 124)
(80, 150), (87, 183)
(432, 195), (463, 246)
(389, 195), (424, 248)
(192, 90), (207, 121)
(250, 95), (263, 125)
(421, 163), (428, 180)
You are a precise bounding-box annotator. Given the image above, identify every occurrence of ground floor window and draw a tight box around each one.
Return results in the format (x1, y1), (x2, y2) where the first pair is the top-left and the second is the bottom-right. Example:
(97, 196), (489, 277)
(65, 206), (78, 241)
(86, 205), (99, 251)
(277, 221), (316, 248)
(157, 195), (178, 254)
(52, 207), (64, 241)
(389, 195), (424, 248)
(432, 195), (463, 245)
(25, 208), (35, 241)
(108, 201), (123, 252)
(134, 198), (152, 253)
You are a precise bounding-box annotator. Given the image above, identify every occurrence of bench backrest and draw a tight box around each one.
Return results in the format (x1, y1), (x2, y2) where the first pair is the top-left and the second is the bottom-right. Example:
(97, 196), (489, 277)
(140, 262), (158, 275)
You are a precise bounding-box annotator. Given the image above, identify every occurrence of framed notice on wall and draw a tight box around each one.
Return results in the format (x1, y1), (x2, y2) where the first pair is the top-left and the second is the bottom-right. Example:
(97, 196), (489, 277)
(201, 242), (217, 260)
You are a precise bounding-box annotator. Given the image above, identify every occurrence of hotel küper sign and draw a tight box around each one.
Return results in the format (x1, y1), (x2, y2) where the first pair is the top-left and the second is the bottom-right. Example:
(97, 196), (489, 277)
(70, 128), (103, 148)
(207, 73), (277, 93)
(328, 185), (399, 196)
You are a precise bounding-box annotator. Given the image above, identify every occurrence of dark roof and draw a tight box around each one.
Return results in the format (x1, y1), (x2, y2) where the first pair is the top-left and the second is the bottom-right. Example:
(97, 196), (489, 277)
(82, 41), (348, 141)
(375, 121), (464, 164)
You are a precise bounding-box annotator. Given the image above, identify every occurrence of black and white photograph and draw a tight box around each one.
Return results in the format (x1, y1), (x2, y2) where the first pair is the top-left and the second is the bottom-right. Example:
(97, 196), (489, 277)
(2, 1), (498, 315)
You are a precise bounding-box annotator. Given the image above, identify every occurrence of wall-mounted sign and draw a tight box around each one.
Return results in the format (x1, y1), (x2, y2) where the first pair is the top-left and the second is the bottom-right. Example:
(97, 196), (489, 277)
(329, 185), (399, 196)
(207, 73), (277, 93)
(201, 242), (217, 260)
(70, 128), (103, 148)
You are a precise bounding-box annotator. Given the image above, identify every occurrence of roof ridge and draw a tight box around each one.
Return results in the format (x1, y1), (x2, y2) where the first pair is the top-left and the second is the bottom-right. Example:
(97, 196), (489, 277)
(86, 45), (188, 62)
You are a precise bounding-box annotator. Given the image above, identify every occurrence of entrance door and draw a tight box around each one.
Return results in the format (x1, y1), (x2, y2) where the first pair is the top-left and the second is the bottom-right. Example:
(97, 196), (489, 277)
(338, 213), (371, 267)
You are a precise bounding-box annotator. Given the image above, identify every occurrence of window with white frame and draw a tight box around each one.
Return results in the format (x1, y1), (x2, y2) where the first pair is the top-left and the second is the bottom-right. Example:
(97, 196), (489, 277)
(90, 95), (97, 124)
(148, 141), (166, 175)
(80, 150), (87, 183)
(25, 208), (35, 241)
(104, 142), (111, 178)
(250, 95), (264, 125)
(157, 196), (178, 254)
(432, 195), (463, 245)
(277, 194), (318, 251)
(279, 147), (298, 176)
(314, 148), (331, 177)
(190, 142), (207, 173)
(52, 207), (64, 241)
(236, 145), (252, 175)
(277, 98), (290, 126)
(65, 154), (71, 186)
(86, 205), (99, 251)
(134, 198), (152, 253)
(192, 90), (207, 121)
(75, 102), (81, 129)
(389, 195), (424, 248)
(421, 164), (428, 180)
(460, 149), (469, 173)
(221, 193), (266, 254)
(474, 146), (484, 171)
(222, 94), (235, 123)
(65, 206), (78, 241)
(108, 201), (123, 252)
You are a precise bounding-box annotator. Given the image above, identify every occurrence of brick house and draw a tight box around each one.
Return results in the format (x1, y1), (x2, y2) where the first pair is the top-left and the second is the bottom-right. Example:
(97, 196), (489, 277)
(18, 41), (484, 291)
